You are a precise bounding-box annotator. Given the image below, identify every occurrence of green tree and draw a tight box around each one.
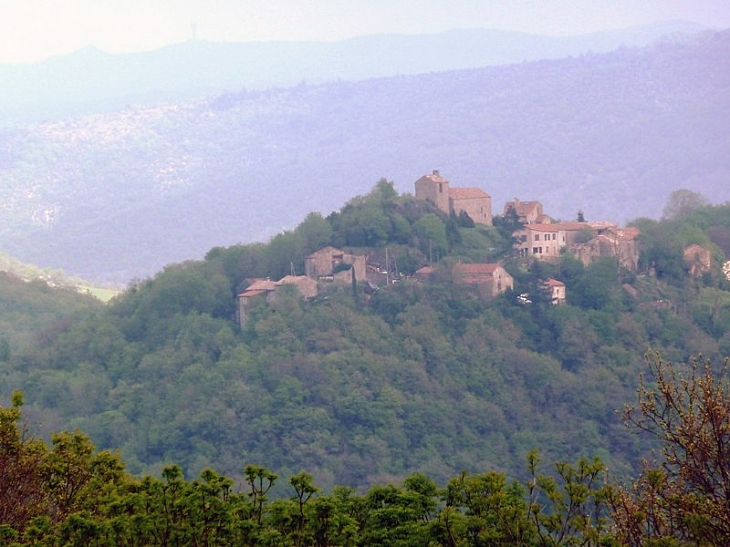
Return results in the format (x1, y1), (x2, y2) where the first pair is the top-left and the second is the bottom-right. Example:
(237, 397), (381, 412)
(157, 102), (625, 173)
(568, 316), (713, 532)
(446, 214), (462, 249)
(41, 430), (125, 521)
(527, 450), (611, 546)
(413, 213), (448, 261)
(440, 470), (533, 546)
(369, 178), (399, 203)
(334, 201), (391, 248)
(290, 471), (319, 546)
(244, 464), (278, 526)
(662, 189), (710, 220)
(457, 209), (475, 228)
(0, 392), (46, 534)
(633, 218), (687, 283)
(571, 257), (621, 310)
(296, 212), (334, 256)
(265, 230), (306, 279)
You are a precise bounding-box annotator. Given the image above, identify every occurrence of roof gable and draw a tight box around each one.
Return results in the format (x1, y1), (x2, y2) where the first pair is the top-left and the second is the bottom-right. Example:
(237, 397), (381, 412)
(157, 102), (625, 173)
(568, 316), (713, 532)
(416, 170), (449, 185)
(505, 200), (540, 215)
(243, 279), (278, 292)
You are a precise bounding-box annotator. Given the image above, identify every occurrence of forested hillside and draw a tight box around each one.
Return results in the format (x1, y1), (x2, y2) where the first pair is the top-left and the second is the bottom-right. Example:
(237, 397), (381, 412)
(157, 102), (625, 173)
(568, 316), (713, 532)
(2, 182), (730, 497)
(1, 29), (729, 282)
(4, 349), (729, 545)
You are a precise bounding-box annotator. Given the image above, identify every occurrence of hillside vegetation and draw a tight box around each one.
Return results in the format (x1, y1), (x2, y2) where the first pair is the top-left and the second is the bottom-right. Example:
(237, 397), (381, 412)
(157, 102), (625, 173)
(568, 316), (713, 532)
(4, 350), (729, 545)
(2, 182), (730, 497)
(1, 29), (729, 282)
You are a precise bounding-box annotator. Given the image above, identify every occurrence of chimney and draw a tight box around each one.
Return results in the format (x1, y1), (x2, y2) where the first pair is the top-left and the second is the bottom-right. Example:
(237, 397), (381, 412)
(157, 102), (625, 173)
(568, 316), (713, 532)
(433, 169), (439, 176)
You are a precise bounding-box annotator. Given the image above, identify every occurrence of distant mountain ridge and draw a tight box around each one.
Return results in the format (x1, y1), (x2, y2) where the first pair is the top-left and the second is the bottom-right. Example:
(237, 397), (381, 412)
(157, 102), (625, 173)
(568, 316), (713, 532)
(0, 20), (708, 122)
(1, 27), (728, 283)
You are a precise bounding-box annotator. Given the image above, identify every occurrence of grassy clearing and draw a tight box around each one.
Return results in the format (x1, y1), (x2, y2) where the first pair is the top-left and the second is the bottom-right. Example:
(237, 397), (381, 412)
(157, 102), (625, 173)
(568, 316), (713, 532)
(79, 285), (121, 303)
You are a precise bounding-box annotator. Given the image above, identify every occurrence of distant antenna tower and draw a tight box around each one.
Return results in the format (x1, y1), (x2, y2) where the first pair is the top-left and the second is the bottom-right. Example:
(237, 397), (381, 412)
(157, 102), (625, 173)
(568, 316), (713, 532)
(191, 22), (197, 41)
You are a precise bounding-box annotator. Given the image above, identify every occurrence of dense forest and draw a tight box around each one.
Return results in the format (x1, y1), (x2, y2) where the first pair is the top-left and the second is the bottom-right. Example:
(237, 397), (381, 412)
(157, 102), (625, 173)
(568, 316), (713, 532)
(2, 181), (730, 494)
(2, 181), (730, 544)
(3, 352), (728, 545)
(2, 29), (729, 281)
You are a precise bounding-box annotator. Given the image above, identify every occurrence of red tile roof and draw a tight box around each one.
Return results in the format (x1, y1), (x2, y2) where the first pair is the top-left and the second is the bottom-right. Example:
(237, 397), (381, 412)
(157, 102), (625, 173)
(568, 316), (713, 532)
(238, 279), (277, 297)
(525, 224), (561, 233)
(449, 187), (491, 200)
(415, 266), (436, 275)
(453, 263), (500, 274)
(239, 289), (269, 298)
(247, 279), (278, 291)
(617, 227), (640, 240)
(453, 263), (502, 284)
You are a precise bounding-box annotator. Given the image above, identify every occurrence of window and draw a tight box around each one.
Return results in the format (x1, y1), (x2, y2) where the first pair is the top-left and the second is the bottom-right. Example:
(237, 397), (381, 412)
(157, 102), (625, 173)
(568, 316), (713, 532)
(535, 234), (540, 241)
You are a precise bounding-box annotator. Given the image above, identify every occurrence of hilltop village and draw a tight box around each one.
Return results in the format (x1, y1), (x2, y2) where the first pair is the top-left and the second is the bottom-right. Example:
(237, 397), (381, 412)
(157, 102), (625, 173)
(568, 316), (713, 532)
(236, 170), (657, 323)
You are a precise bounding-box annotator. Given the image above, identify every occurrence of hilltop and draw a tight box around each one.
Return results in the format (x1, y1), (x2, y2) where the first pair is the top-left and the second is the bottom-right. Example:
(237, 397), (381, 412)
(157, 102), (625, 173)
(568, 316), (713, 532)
(2, 179), (730, 492)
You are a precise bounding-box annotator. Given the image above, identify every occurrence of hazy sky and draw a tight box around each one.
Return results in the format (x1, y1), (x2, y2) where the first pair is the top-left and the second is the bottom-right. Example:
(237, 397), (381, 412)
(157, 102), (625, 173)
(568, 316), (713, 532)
(2, 0), (729, 63)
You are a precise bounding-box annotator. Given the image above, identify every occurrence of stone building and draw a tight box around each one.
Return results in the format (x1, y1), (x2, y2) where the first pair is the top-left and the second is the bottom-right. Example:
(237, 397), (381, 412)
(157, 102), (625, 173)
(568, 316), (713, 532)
(543, 278), (566, 304)
(684, 244), (712, 277)
(570, 226), (640, 271)
(414, 170), (492, 225)
(236, 279), (278, 326)
(503, 199), (548, 224)
(278, 275), (319, 298)
(304, 246), (367, 283)
(236, 275), (318, 326)
(514, 221), (640, 270)
(452, 262), (513, 298)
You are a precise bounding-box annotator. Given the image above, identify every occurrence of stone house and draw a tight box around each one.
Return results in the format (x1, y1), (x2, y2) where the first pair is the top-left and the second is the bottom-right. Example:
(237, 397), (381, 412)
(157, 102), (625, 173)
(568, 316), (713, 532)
(236, 279), (278, 326)
(503, 199), (547, 224)
(304, 246), (367, 283)
(515, 221), (639, 270)
(278, 275), (319, 298)
(684, 244), (712, 277)
(452, 262), (514, 298)
(414, 170), (492, 225)
(514, 224), (567, 259)
(412, 265), (437, 283)
(236, 275), (318, 326)
(570, 226), (640, 270)
(542, 278), (566, 304)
